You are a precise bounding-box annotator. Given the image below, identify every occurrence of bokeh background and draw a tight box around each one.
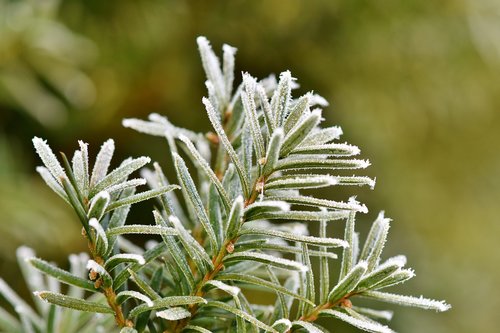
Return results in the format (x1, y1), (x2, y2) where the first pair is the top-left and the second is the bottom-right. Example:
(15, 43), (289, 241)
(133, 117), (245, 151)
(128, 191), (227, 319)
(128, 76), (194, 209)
(1, 0), (499, 332)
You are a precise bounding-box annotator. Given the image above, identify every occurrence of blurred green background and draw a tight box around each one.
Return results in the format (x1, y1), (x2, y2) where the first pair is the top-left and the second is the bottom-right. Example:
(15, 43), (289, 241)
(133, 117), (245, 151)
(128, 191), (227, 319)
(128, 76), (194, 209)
(1, 0), (498, 332)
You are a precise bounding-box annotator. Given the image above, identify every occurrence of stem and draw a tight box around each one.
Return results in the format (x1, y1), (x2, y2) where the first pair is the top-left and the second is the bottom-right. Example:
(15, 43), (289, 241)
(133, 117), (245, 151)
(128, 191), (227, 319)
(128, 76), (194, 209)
(88, 240), (130, 328)
(289, 292), (357, 332)
(174, 105), (269, 332)
(244, 175), (264, 207)
(104, 286), (130, 327)
(174, 176), (263, 332)
(173, 238), (233, 332)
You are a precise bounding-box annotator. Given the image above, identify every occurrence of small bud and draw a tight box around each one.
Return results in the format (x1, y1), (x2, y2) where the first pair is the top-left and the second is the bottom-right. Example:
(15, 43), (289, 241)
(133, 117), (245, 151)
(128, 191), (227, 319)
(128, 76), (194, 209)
(255, 181), (265, 192)
(340, 298), (352, 308)
(89, 270), (98, 281)
(206, 132), (219, 144)
(94, 279), (103, 289)
(258, 157), (267, 165)
(226, 241), (235, 254)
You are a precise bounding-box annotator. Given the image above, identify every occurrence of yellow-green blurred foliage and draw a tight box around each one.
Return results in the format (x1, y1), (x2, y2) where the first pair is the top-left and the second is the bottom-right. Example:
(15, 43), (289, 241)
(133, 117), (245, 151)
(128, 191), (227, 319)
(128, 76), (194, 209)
(1, 0), (498, 331)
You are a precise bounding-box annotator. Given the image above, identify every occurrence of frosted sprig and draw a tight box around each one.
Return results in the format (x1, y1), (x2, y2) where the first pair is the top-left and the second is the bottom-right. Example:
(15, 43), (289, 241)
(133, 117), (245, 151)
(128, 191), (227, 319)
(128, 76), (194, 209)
(0, 37), (449, 333)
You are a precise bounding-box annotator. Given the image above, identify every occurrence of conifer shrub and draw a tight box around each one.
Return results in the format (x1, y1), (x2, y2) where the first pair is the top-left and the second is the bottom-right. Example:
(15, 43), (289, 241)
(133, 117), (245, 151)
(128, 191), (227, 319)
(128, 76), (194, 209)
(0, 37), (449, 333)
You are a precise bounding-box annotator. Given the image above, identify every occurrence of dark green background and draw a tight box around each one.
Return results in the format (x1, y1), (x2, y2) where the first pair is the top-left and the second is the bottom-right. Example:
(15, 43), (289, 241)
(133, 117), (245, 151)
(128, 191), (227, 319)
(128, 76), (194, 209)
(1, 1), (498, 332)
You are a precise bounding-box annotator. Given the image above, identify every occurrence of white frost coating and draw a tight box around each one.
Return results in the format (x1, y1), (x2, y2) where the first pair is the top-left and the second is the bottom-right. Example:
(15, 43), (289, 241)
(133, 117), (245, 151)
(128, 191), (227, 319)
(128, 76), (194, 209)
(272, 71), (294, 127)
(301, 126), (343, 146)
(320, 309), (395, 333)
(251, 304), (275, 315)
(197, 36), (225, 103)
(196, 138), (212, 164)
(140, 168), (156, 188)
(68, 253), (87, 298)
(178, 134), (231, 209)
(284, 222), (309, 235)
(352, 306), (394, 321)
(222, 43), (237, 99)
(292, 321), (324, 333)
(203, 97), (250, 197)
(157, 307), (191, 321)
(271, 127), (284, 140)
(282, 108), (322, 148)
(240, 227), (347, 248)
(122, 118), (168, 137)
(78, 252), (90, 262)
(205, 80), (218, 109)
(144, 240), (159, 251)
(264, 238), (289, 246)
(93, 156), (151, 195)
(117, 290), (153, 306)
(386, 269), (416, 287)
(309, 93), (329, 107)
(335, 175), (376, 189)
(168, 215), (181, 225)
(108, 253), (145, 265)
(148, 113), (169, 124)
(36, 166), (68, 202)
(89, 218), (109, 252)
(168, 215), (214, 269)
(108, 224), (177, 237)
(148, 113), (199, 141)
(245, 200), (291, 212)
(72, 150), (85, 191)
(242, 73), (266, 158)
(257, 84), (277, 133)
(348, 196), (369, 214)
(47, 275), (60, 294)
(17, 247), (45, 303)
(337, 175), (377, 190)
(17, 246), (35, 261)
(360, 212), (391, 271)
(338, 142), (360, 155)
(32, 137), (66, 183)
(157, 308), (191, 321)
(78, 140), (89, 189)
(206, 280), (240, 297)
(86, 259), (106, 276)
(362, 291), (451, 312)
(117, 237), (144, 255)
(407, 268), (416, 277)
(276, 157), (370, 171)
(352, 232), (360, 264)
(90, 139), (115, 187)
(358, 261), (369, 270)
(294, 142), (361, 156)
(382, 255), (407, 268)
(373, 212), (391, 239)
(272, 318), (292, 330)
(267, 174), (338, 189)
(104, 178), (147, 194)
(259, 74), (277, 93)
(345, 143), (361, 155)
(359, 159), (371, 169)
(227, 252), (308, 272)
(384, 255), (407, 266)
(329, 261), (367, 302)
(89, 191), (111, 211)
(69, 252), (89, 277)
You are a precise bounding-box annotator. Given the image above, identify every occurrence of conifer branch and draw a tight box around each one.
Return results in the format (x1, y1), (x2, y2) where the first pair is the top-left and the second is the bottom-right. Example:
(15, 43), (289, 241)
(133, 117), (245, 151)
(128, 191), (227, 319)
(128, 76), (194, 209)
(0, 37), (449, 333)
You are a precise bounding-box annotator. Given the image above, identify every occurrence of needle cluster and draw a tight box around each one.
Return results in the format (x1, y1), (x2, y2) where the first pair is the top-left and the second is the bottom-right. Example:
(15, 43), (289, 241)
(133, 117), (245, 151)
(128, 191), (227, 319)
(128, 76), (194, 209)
(0, 37), (449, 333)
